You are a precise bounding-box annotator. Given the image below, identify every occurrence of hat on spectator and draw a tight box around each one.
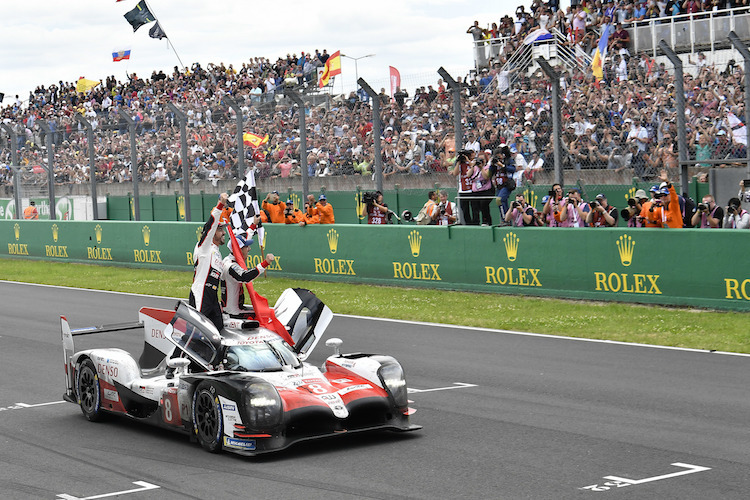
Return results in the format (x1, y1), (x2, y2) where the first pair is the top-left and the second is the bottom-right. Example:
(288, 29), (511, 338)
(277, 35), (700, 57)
(635, 189), (648, 199)
(318, 194), (326, 200)
(659, 187), (670, 196)
(717, 129), (727, 135)
(595, 193), (606, 200)
(272, 190), (279, 195)
(649, 185), (660, 193)
(542, 195), (550, 204)
(286, 199), (293, 205)
(568, 188), (580, 194)
(524, 121), (532, 126)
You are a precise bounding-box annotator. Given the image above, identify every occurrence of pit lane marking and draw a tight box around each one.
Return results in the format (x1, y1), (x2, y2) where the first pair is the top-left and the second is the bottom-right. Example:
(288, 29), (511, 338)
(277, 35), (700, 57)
(56, 481), (160, 499)
(408, 382), (477, 393)
(0, 400), (65, 412)
(580, 462), (711, 492)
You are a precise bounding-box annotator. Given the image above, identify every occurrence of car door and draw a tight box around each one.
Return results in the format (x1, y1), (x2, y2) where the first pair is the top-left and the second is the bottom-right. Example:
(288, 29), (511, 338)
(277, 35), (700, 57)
(273, 288), (333, 356)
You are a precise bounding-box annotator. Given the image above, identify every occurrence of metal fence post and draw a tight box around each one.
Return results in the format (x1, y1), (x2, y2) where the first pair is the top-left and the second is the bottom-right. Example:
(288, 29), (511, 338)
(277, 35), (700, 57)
(357, 78), (383, 193)
(1, 123), (21, 219)
(286, 90), (308, 200)
(167, 102), (191, 221)
(728, 31), (750, 176)
(658, 41), (689, 194)
(223, 96), (245, 180)
(118, 108), (140, 221)
(36, 120), (57, 220)
(75, 115), (99, 220)
(438, 67), (464, 152)
(536, 58), (563, 186)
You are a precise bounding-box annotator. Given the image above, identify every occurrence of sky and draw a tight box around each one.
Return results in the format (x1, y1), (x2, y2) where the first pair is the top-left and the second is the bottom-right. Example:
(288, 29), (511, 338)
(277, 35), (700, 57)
(0, 0), (519, 104)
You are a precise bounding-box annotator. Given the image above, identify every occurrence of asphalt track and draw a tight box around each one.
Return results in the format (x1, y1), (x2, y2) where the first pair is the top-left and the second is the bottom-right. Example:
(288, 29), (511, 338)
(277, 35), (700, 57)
(0, 280), (748, 500)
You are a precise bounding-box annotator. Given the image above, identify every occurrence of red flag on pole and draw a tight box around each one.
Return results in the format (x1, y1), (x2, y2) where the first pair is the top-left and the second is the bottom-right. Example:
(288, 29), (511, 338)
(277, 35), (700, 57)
(227, 229), (294, 346)
(389, 66), (401, 99)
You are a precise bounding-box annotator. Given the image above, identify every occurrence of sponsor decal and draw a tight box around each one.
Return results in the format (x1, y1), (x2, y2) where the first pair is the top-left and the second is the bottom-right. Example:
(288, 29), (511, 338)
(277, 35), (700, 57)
(337, 384), (372, 395)
(45, 245), (69, 258)
(724, 279), (750, 300)
(51, 223), (59, 242)
(142, 225), (151, 246)
(314, 257), (355, 275)
(222, 403), (236, 411)
(87, 246), (113, 261)
(186, 251), (194, 266)
(408, 230), (421, 257)
(593, 235), (661, 295)
(485, 266), (542, 287)
(327, 228), (338, 254)
(8, 243), (29, 255)
(133, 249), (162, 264)
(177, 196), (186, 221)
(503, 232), (518, 262)
(95, 224), (103, 244)
(224, 437), (256, 450)
(103, 389), (119, 402)
(248, 254), (282, 270)
(392, 230), (441, 281)
(14, 223), (20, 241)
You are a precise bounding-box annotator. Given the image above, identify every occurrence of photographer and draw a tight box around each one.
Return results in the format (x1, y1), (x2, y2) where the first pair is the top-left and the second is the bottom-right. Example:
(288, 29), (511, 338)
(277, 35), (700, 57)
(723, 197), (749, 229)
(470, 149), (494, 226)
(492, 146), (516, 222)
(361, 190), (389, 224)
(504, 193), (539, 227)
(450, 149), (476, 225)
(738, 179), (750, 204)
(435, 191), (457, 226)
(621, 189), (649, 227)
(542, 183), (564, 227)
(690, 194), (723, 228)
(559, 188), (590, 227)
(586, 194), (618, 227)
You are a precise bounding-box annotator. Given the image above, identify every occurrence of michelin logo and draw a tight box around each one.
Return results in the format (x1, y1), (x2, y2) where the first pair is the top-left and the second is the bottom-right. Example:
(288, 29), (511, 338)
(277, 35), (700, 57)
(224, 437), (256, 450)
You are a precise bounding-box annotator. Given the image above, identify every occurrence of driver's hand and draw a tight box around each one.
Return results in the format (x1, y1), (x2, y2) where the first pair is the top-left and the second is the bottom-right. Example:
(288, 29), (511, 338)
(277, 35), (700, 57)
(265, 253), (275, 262)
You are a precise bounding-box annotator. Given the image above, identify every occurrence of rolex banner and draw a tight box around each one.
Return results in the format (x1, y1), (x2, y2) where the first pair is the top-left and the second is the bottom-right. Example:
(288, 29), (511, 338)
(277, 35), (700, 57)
(2, 221), (749, 311)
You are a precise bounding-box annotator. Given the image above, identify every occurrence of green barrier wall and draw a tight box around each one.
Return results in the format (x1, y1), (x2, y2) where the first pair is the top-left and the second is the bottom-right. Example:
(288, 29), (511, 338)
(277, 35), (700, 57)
(2, 220), (748, 311)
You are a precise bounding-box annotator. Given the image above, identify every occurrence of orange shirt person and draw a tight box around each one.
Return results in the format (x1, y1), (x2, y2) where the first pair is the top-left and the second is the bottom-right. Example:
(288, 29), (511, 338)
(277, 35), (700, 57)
(315, 194), (335, 224)
(261, 191), (285, 223)
(23, 201), (39, 219)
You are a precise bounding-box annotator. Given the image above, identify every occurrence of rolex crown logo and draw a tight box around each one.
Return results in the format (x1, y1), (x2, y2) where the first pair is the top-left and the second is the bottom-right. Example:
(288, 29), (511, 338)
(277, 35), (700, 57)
(625, 187), (637, 202)
(94, 224), (103, 244)
(356, 193), (365, 220)
(14, 223), (20, 241)
(291, 193), (301, 210)
(52, 224), (59, 242)
(177, 196), (186, 220)
(327, 228), (339, 254)
(142, 225), (151, 247)
(616, 234), (635, 267)
(523, 189), (538, 208)
(408, 230), (422, 257)
(196, 226), (203, 241)
(503, 232), (519, 262)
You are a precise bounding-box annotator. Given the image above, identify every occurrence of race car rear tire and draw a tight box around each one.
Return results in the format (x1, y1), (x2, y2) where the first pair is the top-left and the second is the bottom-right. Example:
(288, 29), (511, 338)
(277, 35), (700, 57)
(192, 382), (223, 453)
(76, 359), (104, 422)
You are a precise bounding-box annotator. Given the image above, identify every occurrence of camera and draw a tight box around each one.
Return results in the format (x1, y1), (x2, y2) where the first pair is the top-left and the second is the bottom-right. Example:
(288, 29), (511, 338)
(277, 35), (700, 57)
(627, 198), (637, 207)
(620, 208), (632, 220)
(697, 202), (708, 211)
(728, 203), (739, 214)
(548, 190), (555, 197)
(401, 210), (414, 222)
(589, 200), (599, 208)
(439, 203), (447, 215)
(362, 191), (377, 205)
(511, 201), (520, 209)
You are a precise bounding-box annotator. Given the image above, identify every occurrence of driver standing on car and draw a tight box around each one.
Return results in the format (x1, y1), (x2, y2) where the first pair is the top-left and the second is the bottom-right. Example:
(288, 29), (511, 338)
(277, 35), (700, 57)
(190, 192), (230, 331)
(221, 228), (275, 319)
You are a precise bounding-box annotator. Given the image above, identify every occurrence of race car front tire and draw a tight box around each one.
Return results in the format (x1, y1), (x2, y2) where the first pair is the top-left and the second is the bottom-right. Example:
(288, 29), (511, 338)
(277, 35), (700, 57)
(192, 382), (223, 453)
(76, 359), (104, 422)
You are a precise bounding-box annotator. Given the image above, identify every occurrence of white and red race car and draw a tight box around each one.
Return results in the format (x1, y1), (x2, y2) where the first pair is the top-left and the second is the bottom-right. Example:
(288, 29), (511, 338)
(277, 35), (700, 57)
(61, 288), (420, 455)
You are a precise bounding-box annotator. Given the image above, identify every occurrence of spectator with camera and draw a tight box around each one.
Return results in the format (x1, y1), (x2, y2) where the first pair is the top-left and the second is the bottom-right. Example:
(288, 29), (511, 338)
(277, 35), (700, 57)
(470, 149), (495, 226)
(504, 193), (540, 226)
(690, 194), (723, 228)
(491, 146), (516, 223)
(283, 199), (306, 226)
(723, 197), (750, 229)
(586, 193), (619, 227)
(738, 180), (750, 204)
(621, 189), (649, 227)
(262, 190), (285, 223)
(542, 183), (565, 227)
(435, 191), (458, 226)
(451, 149), (477, 225)
(559, 188), (590, 227)
(361, 190), (390, 224)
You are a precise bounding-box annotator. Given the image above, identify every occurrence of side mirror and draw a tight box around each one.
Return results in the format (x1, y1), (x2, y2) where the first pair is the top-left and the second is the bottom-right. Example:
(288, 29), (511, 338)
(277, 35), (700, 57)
(325, 337), (343, 356)
(166, 357), (190, 369)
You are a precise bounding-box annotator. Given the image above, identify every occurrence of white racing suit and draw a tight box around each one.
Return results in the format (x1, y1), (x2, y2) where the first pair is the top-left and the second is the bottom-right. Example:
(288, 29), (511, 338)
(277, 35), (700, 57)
(189, 202), (226, 330)
(220, 255), (269, 318)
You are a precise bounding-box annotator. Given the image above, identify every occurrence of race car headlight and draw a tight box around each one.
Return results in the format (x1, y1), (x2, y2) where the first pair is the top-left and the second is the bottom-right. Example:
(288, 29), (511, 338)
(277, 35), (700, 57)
(242, 381), (282, 430)
(377, 360), (408, 408)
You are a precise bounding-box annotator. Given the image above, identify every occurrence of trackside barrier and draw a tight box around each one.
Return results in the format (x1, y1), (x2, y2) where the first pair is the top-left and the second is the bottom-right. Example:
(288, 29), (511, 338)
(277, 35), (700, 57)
(2, 220), (748, 311)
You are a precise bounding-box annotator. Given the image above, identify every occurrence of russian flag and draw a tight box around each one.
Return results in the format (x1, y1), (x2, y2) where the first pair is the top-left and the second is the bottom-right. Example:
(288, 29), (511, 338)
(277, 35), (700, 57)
(591, 25), (611, 81)
(112, 49), (131, 62)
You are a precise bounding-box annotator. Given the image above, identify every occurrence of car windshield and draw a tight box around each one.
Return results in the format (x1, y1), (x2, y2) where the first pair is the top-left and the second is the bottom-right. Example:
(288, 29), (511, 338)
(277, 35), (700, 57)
(223, 339), (300, 372)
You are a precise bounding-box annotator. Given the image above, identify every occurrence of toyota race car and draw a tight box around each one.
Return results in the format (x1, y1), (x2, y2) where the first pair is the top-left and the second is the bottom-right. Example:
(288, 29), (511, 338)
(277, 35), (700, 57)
(60, 288), (421, 455)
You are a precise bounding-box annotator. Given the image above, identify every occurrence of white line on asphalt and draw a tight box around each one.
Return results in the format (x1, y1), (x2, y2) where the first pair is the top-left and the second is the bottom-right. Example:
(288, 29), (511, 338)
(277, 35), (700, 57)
(4, 280), (749, 358)
(408, 382), (477, 393)
(602, 462), (712, 485)
(57, 481), (160, 500)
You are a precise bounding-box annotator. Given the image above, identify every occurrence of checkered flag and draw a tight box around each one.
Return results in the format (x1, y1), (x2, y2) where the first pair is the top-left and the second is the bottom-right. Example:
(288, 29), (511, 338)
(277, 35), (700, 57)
(228, 169), (264, 245)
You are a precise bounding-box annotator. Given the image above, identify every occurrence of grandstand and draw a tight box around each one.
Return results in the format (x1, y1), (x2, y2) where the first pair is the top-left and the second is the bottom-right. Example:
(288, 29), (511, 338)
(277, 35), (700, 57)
(1, 2), (749, 214)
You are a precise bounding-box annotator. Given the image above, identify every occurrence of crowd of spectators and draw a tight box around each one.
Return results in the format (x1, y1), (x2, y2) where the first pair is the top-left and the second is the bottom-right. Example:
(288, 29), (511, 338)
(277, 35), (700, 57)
(1, 2), (749, 193)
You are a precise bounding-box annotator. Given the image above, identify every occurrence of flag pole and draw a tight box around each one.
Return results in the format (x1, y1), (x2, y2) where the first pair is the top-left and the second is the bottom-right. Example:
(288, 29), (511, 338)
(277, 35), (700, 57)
(142, 0), (186, 71)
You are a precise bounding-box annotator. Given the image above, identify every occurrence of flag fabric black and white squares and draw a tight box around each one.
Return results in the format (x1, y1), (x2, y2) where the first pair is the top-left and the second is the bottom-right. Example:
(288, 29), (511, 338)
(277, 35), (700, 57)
(228, 169), (264, 244)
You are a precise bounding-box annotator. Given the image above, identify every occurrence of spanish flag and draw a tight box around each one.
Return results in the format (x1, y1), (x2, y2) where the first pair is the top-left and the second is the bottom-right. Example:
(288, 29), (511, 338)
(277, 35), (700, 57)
(76, 77), (100, 94)
(243, 132), (269, 149)
(319, 50), (341, 88)
(591, 24), (611, 81)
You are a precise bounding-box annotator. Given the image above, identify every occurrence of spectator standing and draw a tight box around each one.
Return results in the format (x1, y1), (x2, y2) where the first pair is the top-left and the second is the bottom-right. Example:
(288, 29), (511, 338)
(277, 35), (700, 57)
(470, 150), (494, 226)
(451, 149), (477, 225)
(315, 194), (335, 224)
(23, 201), (39, 219)
(504, 193), (539, 226)
(435, 191), (458, 226)
(362, 191), (389, 224)
(560, 188), (590, 227)
(262, 191), (285, 223)
(586, 193), (619, 227)
(723, 197), (750, 229)
(691, 194), (724, 228)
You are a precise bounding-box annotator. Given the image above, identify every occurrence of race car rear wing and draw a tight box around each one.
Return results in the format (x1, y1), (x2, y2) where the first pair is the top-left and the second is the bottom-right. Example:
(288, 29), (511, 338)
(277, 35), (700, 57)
(60, 316), (143, 400)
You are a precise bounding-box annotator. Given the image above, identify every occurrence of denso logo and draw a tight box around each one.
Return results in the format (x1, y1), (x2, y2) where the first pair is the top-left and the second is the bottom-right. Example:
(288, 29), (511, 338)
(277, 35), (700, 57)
(151, 328), (164, 338)
(98, 364), (118, 378)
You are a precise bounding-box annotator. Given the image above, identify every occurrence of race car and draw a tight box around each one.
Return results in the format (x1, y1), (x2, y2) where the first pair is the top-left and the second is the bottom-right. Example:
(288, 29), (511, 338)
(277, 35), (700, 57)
(60, 288), (421, 455)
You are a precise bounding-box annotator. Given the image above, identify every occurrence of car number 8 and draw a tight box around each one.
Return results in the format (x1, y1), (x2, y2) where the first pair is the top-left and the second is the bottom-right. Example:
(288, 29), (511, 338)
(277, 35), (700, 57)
(308, 384), (327, 394)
